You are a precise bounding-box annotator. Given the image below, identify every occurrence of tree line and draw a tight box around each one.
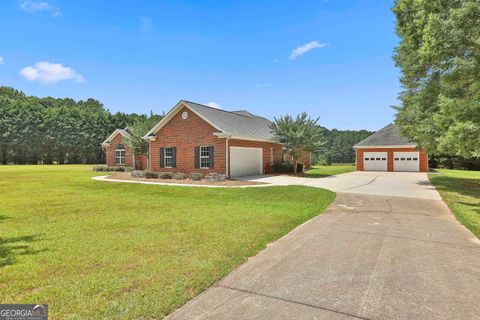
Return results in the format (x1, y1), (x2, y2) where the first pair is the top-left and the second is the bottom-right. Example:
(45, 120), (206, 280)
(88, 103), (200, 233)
(315, 129), (373, 165)
(393, 0), (480, 169)
(0, 87), (161, 165)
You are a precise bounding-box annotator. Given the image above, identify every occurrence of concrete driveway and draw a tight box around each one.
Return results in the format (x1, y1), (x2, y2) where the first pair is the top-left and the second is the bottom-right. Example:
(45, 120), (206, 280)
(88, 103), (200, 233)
(238, 171), (442, 200)
(167, 173), (480, 320)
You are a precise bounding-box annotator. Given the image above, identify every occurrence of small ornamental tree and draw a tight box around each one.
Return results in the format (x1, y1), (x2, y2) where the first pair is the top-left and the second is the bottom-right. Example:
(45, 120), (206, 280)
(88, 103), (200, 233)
(270, 112), (325, 175)
(124, 113), (163, 156)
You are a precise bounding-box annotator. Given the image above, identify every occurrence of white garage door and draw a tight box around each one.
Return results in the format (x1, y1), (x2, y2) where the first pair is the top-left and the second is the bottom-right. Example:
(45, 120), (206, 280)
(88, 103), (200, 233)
(394, 152), (419, 172)
(230, 147), (263, 177)
(363, 152), (388, 171)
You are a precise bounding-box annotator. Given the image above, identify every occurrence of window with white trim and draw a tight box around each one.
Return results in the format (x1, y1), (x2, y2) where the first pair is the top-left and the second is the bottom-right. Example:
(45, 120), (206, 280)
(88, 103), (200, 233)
(200, 146), (211, 169)
(115, 144), (125, 165)
(164, 147), (173, 168)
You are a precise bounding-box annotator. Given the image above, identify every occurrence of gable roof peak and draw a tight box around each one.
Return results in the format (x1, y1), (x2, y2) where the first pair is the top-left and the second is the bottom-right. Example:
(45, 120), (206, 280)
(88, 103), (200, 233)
(354, 123), (416, 147)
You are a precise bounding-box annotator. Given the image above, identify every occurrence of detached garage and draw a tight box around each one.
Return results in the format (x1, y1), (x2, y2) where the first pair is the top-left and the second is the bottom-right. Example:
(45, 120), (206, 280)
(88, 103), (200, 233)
(354, 124), (428, 172)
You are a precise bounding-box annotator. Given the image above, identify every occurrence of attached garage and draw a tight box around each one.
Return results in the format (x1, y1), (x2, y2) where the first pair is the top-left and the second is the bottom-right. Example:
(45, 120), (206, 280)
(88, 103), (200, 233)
(354, 124), (428, 172)
(230, 146), (263, 177)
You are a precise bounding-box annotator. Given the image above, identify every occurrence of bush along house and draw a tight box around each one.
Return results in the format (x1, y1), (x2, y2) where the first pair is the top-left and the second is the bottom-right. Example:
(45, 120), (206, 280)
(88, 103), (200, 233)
(142, 100), (311, 178)
(101, 127), (148, 170)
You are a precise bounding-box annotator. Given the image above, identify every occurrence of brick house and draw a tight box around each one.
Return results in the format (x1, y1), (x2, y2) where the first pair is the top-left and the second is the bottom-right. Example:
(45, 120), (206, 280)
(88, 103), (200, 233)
(143, 100), (311, 177)
(354, 123), (428, 172)
(101, 127), (148, 170)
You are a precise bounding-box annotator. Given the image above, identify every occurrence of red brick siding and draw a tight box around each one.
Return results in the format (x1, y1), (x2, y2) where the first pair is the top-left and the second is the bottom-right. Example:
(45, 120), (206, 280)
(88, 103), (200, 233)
(105, 134), (133, 167)
(150, 107), (226, 174)
(134, 154), (148, 170)
(356, 147), (428, 172)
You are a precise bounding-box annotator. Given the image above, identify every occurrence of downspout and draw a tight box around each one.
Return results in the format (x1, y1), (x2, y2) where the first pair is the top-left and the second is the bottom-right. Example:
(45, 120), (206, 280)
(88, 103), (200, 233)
(225, 137), (229, 177)
(148, 140), (151, 171)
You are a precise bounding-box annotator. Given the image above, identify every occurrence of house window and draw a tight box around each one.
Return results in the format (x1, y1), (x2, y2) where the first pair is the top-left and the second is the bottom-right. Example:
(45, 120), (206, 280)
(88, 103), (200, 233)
(270, 147), (274, 165)
(200, 146), (211, 169)
(164, 147), (173, 168)
(115, 144), (125, 165)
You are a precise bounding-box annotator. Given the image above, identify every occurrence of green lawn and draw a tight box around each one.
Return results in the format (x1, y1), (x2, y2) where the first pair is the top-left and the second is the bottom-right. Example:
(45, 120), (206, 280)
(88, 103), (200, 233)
(0, 165), (335, 319)
(304, 164), (355, 178)
(429, 169), (480, 239)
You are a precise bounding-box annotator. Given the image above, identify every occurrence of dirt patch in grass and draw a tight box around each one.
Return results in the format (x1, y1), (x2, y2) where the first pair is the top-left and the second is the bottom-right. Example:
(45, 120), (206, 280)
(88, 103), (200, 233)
(107, 172), (266, 186)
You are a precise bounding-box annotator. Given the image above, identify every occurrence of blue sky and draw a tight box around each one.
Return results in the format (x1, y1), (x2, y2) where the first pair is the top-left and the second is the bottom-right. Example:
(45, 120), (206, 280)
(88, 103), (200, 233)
(0, 0), (400, 130)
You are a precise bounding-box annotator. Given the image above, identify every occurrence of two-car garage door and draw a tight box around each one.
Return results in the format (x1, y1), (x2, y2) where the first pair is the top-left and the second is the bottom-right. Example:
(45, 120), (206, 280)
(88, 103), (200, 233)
(363, 151), (420, 172)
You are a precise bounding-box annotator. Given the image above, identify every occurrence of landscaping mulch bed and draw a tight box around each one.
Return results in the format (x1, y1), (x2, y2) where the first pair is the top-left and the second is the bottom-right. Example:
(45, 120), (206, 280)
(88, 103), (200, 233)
(106, 172), (266, 186)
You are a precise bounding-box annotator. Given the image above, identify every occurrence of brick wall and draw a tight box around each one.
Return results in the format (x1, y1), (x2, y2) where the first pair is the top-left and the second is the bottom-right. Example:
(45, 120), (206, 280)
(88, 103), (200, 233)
(150, 107), (227, 174)
(105, 134), (133, 167)
(356, 147), (428, 172)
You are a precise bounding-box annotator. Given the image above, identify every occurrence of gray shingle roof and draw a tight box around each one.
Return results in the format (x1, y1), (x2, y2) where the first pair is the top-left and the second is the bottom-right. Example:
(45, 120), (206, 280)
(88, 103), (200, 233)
(182, 100), (274, 140)
(354, 123), (415, 147)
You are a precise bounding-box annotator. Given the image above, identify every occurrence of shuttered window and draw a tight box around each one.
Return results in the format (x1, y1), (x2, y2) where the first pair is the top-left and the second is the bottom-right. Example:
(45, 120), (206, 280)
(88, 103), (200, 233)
(196, 146), (214, 169)
(160, 147), (176, 168)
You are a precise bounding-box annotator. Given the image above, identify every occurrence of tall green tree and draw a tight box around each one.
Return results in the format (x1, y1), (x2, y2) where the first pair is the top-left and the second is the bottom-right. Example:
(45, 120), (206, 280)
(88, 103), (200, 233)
(271, 112), (325, 174)
(393, 0), (480, 158)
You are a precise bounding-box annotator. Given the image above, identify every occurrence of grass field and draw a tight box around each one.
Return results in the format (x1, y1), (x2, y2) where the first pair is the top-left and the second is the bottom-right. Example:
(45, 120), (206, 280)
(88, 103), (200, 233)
(429, 169), (480, 239)
(0, 165), (335, 319)
(304, 164), (355, 178)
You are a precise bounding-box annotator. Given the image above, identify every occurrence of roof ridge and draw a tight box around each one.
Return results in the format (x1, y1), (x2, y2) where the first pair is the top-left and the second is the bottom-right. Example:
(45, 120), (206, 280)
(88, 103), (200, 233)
(181, 100), (261, 119)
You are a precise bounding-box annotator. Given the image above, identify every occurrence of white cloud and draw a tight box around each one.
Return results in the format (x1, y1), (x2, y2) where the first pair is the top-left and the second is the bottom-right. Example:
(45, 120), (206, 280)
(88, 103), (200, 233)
(289, 41), (326, 60)
(207, 102), (220, 109)
(19, 1), (61, 17)
(0, 57), (4, 65)
(20, 61), (85, 84)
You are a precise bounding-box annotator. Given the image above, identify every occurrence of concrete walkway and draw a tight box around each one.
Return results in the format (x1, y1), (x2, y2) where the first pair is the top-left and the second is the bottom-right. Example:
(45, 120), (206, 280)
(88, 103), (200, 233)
(166, 176), (480, 319)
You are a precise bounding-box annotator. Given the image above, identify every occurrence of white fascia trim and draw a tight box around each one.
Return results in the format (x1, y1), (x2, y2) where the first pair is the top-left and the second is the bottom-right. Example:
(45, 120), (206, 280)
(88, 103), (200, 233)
(143, 101), (225, 139)
(101, 129), (130, 146)
(354, 145), (417, 149)
(214, 132), (276, 143)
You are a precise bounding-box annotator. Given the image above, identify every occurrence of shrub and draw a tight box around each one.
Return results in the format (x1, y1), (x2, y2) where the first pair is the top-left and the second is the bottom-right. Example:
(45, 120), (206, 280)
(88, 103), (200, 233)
(112, 166), (125, 172)
(158, 172), (173, 179)
(190, 172), (203, 181)
(173, 172), (188, 180)
(92, 165), (108, 172)
(131, 170), (145, 178)
(144, 171), (159, 179)
(205, 173), (226, 183)
(272, 162), (292, 173)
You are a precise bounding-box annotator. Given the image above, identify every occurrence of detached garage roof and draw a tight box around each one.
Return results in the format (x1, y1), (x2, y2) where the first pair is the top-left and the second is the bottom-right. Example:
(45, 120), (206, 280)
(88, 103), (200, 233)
(354, 123), (416, 148)
(145, 100), (275, 142)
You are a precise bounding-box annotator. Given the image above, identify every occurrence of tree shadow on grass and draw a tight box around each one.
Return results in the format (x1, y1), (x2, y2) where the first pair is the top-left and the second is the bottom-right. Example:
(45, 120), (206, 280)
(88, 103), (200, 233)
(431, 176), (480, 200)
(0, 215), (47, 267)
